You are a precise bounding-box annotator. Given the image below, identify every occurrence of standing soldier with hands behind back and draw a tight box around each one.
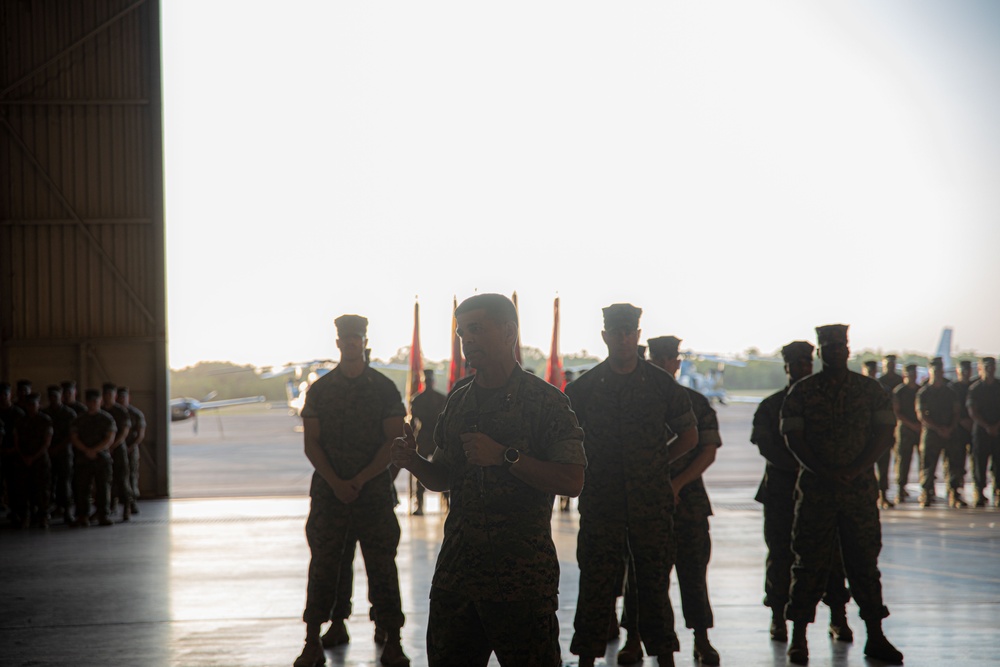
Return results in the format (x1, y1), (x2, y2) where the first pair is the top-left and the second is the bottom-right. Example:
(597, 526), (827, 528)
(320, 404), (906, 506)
(70, 388), (116, 527)
(916, 358), (964, 508)
(294, 314), (410, 667)
(408, 369), (446, 516)
(968, 357), (1000, 507)
(781, 325), (903, 665)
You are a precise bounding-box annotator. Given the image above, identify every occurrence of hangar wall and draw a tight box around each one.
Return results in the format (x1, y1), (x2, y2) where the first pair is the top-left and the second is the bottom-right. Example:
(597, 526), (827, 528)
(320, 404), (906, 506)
(0, 0), (169, 496)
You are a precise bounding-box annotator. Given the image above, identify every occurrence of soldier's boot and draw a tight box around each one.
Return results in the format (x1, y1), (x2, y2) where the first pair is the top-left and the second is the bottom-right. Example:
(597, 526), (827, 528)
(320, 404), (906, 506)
(130, 501), (140, 515)
(98, 515), (114, 526)
(948, 490), (968, 508)
(62, 508), (73, 524)
(863, 622), (903, 665)
(878, 491), (894, 509)
(692, 629), (720, 665)
(994, 490), (1000, 508)
(122, 503), (131, 522)
(577, 657), (595, 667)
(787, 623), (809, 665)
(616, 630), (644, 665)
(320, 620), (349, 648)
(770, 608), (788, 642)
(827, 606), (853, 642)
(374, 625), (388, 645)
(973, 489), (987, 507)
(657, 651), (676, 667)
(918, 491), (932, 508)
(293, 635), (326, 667)
(378, 630), (409, 667)
(897, 485), (909, 501)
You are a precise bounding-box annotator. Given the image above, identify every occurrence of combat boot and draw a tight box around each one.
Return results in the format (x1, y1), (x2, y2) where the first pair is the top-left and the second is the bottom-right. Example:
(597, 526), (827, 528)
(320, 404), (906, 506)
(863, 625), (903, 664)
(616, 630), (644, 665)
(657, 651), (675, 666)
(577, 657), (595, 667)
(770, 608), (787, 641)
(828, 606), (853, 642)
(787, 623), (809, 665)
(692, 629), (720, 665)
(379, 630), (409, 667)
(320, 620), (349, 648)
(373, 624), (388, 644)
(949, 490), (968, 508)
(918, 491), (933, 508)
(897, 485), (909, 501)
(878, 491), (894, 509)
(973, 489), (987, 507)
(293, 636), (325, 667)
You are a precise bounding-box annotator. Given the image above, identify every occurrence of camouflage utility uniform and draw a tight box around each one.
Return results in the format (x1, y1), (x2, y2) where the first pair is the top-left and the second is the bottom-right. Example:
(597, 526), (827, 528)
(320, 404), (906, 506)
(875, 374), (901, 494)
(301, 365), (407, 633)
(124, 404), (145, 503)
(751, 388), (850, 616)
(567, 359), (695, 658)
(968, 378), (1000, 500)
(14, 411), (54, 522)
(916, 383), (963, 497)
(72, 410), (116, 519)
(781, 371), (896, 623)
(42, 402), (77, 513)
(892, 383), (920, 490)
(428, 365), (586, 667)
(105, 402), (132, 510)
(409, 384), (447, 509)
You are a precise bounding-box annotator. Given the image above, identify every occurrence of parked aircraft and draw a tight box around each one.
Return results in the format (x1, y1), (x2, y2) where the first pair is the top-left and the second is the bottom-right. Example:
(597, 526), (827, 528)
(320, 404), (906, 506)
(170, 392), (266, 432)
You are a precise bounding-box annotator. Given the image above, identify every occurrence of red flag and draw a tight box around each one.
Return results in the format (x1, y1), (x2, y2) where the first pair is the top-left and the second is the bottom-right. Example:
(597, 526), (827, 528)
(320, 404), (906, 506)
(545, 297), (565, 390)
(448, 295), (465, 391)
(512, 291), (523, 366)
(407, 300), (424, 404)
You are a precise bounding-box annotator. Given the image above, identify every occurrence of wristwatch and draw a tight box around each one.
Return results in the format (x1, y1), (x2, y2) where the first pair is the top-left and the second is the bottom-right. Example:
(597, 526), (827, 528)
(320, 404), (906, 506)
(503, 447), (520, 469)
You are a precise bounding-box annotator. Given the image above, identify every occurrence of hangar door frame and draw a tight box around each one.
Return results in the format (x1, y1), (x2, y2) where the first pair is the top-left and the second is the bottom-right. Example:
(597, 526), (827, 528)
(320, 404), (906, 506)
(1, 0), (169, 497)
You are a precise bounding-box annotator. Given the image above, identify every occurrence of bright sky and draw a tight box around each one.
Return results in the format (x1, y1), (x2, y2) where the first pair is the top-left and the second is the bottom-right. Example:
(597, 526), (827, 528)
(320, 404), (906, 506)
(162, 1), (1000, 370)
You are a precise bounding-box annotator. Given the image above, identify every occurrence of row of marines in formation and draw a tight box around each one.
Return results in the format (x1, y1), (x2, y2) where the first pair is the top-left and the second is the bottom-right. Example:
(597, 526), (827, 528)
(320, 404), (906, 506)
(0, 380), (146, 528)
(857, 355), (1000, 510)
(290, 293), (927, 667)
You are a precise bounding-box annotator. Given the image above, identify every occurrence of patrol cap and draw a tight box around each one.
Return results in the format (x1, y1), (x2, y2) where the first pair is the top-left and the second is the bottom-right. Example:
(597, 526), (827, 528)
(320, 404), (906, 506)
(637, 344), (647, 359)
(117, 386), (130, 395)
(959, 360), (972, 370)
(61, 380), (77, 390)
(931, 356), (944, 368)
(84, 388), (100, 401)
(864, 360), (878, 372)
(884, 354), (897, 362)
(781, 341), (814, 362)
(24, 393), (40, 403)
(983, 357), (996, 365)
(815, 324), (849, 346)
(102, 382), (117, 394)
(47, 384), (61, 395)
(603, 303), (642, 331)
(334, 314), (368, 337)
(16, 379), (31, 391)
(423, 369), (436, 380)
(648, 336), (682, 359)
(905, 363), (918, 372)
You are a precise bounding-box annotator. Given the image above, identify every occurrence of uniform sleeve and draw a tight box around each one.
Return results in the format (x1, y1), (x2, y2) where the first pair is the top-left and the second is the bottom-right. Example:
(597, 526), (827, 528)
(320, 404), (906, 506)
(780, 383), (805, 434)
(694, 395), (722, 446)
(665, 383), (697, 435)
(379, 376), (406, 420)
(300, 382), (321, 419)
(872, 381), (896, 426)
(537, 391), (587, 467)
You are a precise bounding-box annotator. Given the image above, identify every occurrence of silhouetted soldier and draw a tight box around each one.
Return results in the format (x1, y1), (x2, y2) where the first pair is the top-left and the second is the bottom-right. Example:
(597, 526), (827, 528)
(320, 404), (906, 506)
(781, 324), (902, 665)
(117, 387), (146, 515)
(295, 314), (409, 667)
(43, 385), (77, 524)
(967, 357), (1000, 507)
(61, 380), (87, 418)
(392, 293), (586, 667)
(751, 341), (852, 645)
(916, 357), (964, 507)
(70, 388), (116, 527)
(101, 383), (132, 521)
(892, 364), (921, 502)
(949, 360), (975, 500)
(567, 304), (697, 667)
(879, 355), (903, 392)
(13, 393), (53, 528)
(864, 361), (894, 508)
(408, 369), (446, 516)
(557, 368), (579, 513)
(15, 379), (32, 409)
(1, 382), (26, 524)
(617, 334), (720, 666)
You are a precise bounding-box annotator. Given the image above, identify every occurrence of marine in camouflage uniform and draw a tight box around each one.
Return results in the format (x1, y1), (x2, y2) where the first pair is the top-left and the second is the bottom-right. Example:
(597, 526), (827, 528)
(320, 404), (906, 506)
(117, 387), (146, 515)
(780, 324), (903, 665)
(567, 306), (697, 667)
(13, 393), (54, 528)
(751, 341), (851, 644)
(294, 314), (409, 667)
(946, 360), (975, 507)
(968, 357), (1000, 507)
(616, 335), (721, 665)
(43, 385), (77, 523)
(408, 369), (447, 515)
(892, 364), (922, 502)
(391, 294), (586, 667)
(916, 358), (964, 507)
(101, 383), (132, 521)
(70, 388), (117, 527)
(0, 382), (26, 524)
(865, 360), (894, 508)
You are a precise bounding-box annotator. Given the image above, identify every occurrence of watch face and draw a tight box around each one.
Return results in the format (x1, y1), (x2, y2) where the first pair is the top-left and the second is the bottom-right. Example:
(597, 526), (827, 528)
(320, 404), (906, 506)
(505, 448), (519, 464)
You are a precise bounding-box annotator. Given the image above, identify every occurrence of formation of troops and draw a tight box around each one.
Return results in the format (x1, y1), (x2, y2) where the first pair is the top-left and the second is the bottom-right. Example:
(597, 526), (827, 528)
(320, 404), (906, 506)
(7, 294), (997, 667)
(0, 380), (144, 529)
(289, 293), (1000, 667)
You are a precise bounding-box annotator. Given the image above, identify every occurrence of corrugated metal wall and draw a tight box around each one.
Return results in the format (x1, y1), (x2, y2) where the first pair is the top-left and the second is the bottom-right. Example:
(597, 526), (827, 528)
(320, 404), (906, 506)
(0, 0), (168, 496)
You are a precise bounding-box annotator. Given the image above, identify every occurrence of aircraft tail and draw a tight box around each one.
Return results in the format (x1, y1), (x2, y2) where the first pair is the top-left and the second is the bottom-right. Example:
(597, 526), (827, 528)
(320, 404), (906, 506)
(934, 327), (954, 376)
